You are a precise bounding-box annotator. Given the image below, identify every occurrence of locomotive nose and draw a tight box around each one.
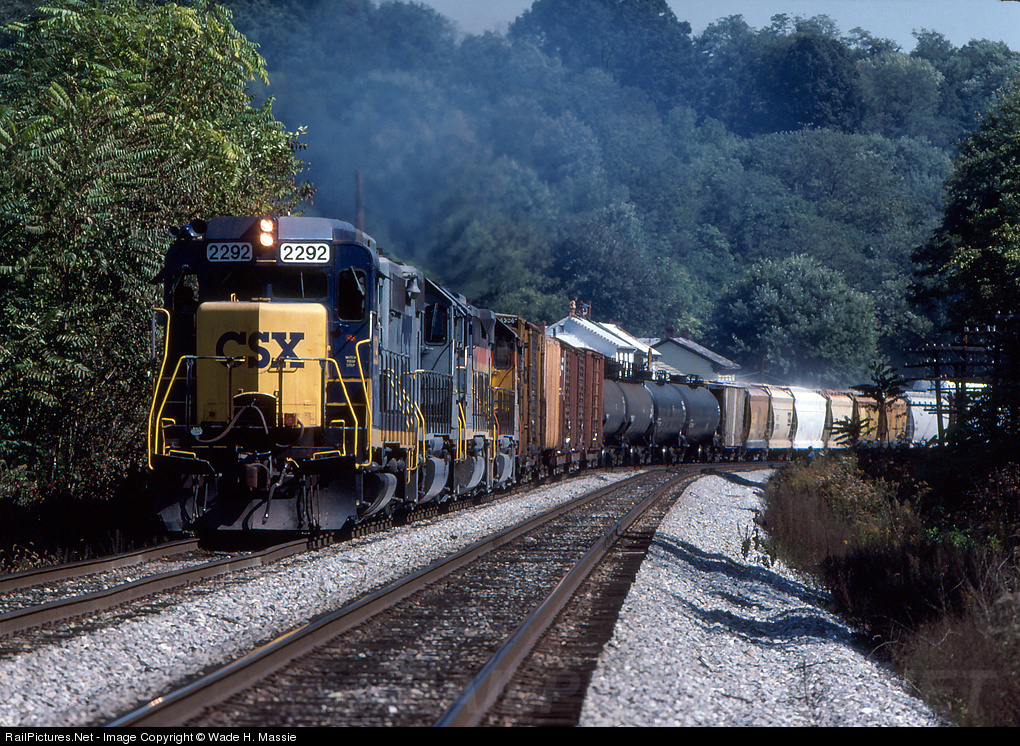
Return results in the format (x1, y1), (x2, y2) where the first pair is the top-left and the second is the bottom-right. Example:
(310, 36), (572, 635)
(196, 301), (328, 428)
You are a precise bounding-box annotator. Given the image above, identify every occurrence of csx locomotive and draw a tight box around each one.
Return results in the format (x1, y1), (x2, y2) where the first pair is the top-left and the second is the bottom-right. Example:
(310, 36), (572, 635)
(148, 215), (947, 534)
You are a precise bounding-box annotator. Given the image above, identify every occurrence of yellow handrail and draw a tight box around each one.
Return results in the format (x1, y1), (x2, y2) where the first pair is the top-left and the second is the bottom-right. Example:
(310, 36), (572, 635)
(324, 357), (361, 459)
(354, 339), (373, 462)
(149, 353), (191, 467)
(146, 309), (171, 469)
(413, 401), (426, 470)
(380, 368), (416, 450)
(395, 370), (419, 468)
(457, 401), (467, 461)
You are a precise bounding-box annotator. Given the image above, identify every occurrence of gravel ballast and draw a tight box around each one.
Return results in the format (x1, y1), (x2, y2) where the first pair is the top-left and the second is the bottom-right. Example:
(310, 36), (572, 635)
(578, 470), (946, 727)
(0, 473), (632, 727)
(1, 469), (946, 727)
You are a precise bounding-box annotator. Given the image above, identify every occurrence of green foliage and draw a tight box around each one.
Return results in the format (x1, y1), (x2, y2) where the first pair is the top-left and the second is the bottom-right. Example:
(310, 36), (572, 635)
(0, 0), (308, 502)
(913, 79), (1020, 331)
(829, 414), (874, 449)
(509, 0), (695, 113)
(761, 455), (916, 571)
(708, 255), (879, 386)
(851, 362), (907, 442)
(754, 28), (864, 134)
(858, 53), (945, 139)
(765, 451), (1020, 725)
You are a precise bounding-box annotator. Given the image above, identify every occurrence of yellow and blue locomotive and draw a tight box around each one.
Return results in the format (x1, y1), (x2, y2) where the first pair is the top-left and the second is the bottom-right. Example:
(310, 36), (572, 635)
(149, 216), (519, 533)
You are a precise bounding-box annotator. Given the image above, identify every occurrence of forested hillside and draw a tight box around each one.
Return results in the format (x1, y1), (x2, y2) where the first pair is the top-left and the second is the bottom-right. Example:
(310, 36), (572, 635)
(218, 0), (1019, 386)
(2, 0), (1019, 508)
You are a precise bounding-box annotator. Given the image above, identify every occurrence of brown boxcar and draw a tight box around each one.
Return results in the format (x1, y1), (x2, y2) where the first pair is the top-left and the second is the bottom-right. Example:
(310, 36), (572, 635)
(545, 335), (603, 470)
(496, 314), (546, 478)
(581, 348), (605, 461)
(541, 334), (564, 463)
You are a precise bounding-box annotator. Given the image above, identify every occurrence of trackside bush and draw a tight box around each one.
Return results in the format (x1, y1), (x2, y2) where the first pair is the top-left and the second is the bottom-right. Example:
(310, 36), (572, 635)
(760, 454), (922, 571)
(761, 452), (1020, 726)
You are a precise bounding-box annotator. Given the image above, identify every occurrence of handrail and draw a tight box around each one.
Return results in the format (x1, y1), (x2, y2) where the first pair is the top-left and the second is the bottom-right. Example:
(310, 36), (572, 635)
(150, 353), (192, 465)
(399, 370), (420, 470)
(354, 338), (373, 461)
(150, 354), (368, 465)
(457, 401), (467, 462)
(147, 309), (172, 470)
(413, 400), (426, 470)
(380, 367), (418, 465)
(324, 356), (361, 460)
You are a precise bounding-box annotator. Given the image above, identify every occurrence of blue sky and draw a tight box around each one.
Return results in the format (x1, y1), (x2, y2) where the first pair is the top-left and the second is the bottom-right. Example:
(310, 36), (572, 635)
(420, 0), (1020, 51)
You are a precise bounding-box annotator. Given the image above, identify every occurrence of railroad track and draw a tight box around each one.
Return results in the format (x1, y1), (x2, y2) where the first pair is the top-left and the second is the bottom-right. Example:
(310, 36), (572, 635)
(0, 536), (332, 640)
(0, 486), (509, 642)
(107, 467), (708, 727)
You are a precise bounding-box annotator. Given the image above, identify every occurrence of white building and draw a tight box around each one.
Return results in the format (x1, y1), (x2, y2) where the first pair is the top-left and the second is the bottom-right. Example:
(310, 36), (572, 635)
(547, 316), (660, 375)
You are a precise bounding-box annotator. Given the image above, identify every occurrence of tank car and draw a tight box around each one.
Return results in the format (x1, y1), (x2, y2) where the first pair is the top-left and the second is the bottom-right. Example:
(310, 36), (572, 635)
(674, 380), (721, 460)
(148, 216), (518, 533)
(600, 373), (720, 464)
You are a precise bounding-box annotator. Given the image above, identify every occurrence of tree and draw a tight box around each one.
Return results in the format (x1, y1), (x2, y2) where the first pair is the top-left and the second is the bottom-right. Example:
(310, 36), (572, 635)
(709, 255), (879, 387)
(508, 0), (695, 112)
(858, 53), (945, 140)
(0, 0), (308, 500)
(850, 362), (907, 442)
(549, 201), (677, 334)
(754, 28), (864, 134)
(912, 79), (1020, 331)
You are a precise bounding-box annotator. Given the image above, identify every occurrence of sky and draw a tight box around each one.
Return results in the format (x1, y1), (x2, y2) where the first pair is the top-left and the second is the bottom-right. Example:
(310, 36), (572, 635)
(419, 0), (1020, 52)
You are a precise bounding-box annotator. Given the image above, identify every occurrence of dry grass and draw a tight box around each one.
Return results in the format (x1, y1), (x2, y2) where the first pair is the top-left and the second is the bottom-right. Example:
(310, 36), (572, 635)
(761, 452), (1020, 726)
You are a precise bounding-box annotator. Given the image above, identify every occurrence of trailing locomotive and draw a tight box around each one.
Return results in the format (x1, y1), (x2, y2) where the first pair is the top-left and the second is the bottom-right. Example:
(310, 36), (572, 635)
(148, 215), (948, 534)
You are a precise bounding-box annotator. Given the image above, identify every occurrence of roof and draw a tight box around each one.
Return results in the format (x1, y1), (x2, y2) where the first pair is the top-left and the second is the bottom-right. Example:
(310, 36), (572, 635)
(599, 322), (660, 359)
(549, 316), (661, 360)
(548, 330), (592, 351)
(646, 337), (741, 371)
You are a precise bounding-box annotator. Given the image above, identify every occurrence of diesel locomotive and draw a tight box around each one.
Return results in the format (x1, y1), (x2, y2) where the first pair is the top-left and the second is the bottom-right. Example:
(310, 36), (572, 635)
(148, 215), (948, 535)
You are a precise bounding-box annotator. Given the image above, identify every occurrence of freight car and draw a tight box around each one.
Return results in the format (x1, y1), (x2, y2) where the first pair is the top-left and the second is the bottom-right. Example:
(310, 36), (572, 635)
(147, 215), (947, 535)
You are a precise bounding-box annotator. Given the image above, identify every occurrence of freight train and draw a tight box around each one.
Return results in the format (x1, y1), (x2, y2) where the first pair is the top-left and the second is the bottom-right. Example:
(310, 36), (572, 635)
(148, 216), (946, 533)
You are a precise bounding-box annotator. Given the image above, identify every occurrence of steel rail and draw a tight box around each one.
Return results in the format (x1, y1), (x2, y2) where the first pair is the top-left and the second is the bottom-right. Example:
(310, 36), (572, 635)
(434, 470), (698, 726)
(105, 470), (662, 727)
(0, 538), (316, 638)
(0, 539), (201, 594)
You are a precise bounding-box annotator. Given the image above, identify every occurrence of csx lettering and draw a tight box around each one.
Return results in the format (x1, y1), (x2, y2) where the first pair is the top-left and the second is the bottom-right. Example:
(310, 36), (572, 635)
(215, 331), (306, 369)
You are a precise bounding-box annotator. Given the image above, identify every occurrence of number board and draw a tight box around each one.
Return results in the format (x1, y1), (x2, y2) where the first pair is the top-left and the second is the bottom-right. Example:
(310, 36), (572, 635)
(280, 243), (331, 264)
(206, 243), (253, 262)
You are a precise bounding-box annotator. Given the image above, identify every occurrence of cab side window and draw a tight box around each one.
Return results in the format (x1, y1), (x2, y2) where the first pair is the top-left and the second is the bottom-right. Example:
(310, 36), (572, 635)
(336, 268), (367, 321)
(424, 303), (448, 345)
